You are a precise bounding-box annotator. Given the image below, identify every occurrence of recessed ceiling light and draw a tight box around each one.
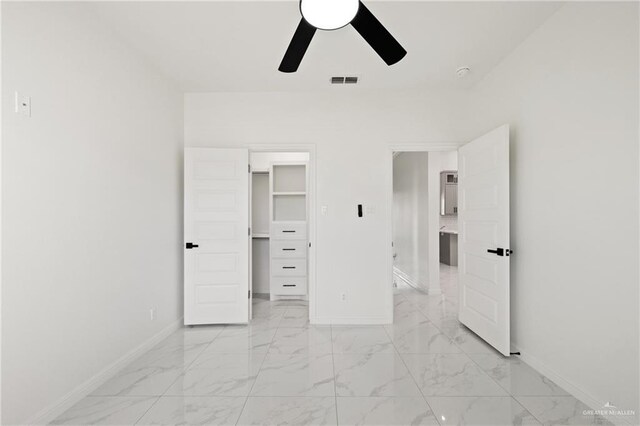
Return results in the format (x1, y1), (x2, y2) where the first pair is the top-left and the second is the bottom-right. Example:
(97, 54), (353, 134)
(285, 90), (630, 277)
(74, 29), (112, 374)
(456, 66), (471, 78)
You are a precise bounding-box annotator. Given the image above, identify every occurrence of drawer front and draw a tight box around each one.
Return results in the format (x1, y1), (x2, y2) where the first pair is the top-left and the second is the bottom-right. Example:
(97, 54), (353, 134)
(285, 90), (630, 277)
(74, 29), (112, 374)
(271, 240), (307, 259)
(271, 223), (307, 240)
(272, 277), (307, 295)
(272, 259), (307, 277)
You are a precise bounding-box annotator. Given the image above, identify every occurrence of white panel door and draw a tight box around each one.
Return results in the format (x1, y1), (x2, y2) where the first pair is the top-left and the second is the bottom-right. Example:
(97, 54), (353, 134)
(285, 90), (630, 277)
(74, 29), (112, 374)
(458, 125), (511, 356)
(184, 148), (249, 325)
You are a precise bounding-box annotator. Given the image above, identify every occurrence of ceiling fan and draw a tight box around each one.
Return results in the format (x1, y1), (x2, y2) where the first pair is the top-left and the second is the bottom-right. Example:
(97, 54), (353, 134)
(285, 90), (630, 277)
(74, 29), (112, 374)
(279, 0), (407, 73)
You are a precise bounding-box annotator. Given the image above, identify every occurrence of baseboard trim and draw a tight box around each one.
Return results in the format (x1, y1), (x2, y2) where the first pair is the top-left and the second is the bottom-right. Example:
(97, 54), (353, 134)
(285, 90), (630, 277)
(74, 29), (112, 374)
(511, 343), (636, 426)
(393, 267), (421, 290)
(26, 317), (184, 425)
(393, 267), (441, 295)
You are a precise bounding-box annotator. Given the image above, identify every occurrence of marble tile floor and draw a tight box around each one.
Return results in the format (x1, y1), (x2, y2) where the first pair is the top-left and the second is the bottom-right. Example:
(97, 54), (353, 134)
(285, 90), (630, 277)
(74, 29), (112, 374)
(52, 265), (610, 425)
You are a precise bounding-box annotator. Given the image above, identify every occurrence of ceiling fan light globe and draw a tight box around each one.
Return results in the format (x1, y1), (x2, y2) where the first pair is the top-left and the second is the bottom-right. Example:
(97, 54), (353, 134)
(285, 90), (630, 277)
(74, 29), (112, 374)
(300, 0), (360, 30)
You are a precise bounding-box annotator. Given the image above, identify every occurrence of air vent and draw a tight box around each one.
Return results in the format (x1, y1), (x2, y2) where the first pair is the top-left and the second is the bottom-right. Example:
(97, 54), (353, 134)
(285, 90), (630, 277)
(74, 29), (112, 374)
(330, 76), (359, 85)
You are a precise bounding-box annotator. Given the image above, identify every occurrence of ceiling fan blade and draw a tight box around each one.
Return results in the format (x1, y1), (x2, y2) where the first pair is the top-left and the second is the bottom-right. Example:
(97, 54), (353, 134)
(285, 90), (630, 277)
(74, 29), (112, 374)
(279, 19), (317, 73)
(350, 1), (406, 66)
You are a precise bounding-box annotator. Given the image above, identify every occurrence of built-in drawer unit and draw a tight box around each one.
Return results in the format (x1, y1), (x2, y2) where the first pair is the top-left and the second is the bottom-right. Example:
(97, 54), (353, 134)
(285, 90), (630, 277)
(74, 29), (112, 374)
(271, 258), (307, 277)
(271, 240), (307, 259)
(271, 277), (307, 295)
(270, 162), (308, 299)
(271, 222), (307, 240)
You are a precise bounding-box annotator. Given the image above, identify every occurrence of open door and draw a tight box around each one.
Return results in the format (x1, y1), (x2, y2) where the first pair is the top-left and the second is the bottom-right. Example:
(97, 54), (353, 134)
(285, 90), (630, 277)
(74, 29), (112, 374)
(184, 148), (249, 325)
(458, 125), (511, 356)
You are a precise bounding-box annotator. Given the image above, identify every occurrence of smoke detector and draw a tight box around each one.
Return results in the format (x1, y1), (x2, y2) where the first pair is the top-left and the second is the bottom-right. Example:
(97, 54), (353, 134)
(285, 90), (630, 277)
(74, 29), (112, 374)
(455, 66), (471, 78)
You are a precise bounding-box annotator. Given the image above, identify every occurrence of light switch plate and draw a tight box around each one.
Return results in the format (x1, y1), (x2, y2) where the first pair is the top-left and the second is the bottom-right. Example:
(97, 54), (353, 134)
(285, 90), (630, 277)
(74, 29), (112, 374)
(15, 92), (31, 117)
(321, 206), (328, 215)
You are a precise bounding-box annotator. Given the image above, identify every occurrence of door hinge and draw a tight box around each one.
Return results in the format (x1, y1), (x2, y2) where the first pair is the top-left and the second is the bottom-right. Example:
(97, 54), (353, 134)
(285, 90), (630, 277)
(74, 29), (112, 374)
(248, 227), (251, 236)
(248, 290), (251, 298)
(248, 164), (251, 173)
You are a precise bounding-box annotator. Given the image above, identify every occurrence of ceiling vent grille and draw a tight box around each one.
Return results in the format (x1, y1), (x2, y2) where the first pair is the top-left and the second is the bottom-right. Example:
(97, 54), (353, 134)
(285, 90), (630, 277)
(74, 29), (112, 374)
(330, 76), (359, 85)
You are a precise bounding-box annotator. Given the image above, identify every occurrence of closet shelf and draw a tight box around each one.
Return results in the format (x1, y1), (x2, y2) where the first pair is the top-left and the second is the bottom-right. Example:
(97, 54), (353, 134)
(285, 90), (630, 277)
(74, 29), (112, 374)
(252, 233), (270, 239)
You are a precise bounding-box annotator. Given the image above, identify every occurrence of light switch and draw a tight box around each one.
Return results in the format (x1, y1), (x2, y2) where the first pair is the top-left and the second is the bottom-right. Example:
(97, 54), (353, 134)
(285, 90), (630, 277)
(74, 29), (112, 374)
(15, 92), (31, 117)
(321, 205), (328, 215)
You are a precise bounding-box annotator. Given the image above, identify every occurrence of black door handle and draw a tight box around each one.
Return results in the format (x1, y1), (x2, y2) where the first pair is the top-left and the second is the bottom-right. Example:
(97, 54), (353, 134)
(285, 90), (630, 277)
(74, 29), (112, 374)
(186, 242), (199, 249)
(487, 248), (513, 257)
(487, 248), (504, 256)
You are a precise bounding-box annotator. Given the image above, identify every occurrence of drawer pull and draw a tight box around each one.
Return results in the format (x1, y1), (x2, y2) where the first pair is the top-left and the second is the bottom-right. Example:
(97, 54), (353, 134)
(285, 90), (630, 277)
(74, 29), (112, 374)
(282, 230), (296, 233)
(283, 284), (297, 287)
(282, 266), (296, 269)
(282, 248), (296, 251)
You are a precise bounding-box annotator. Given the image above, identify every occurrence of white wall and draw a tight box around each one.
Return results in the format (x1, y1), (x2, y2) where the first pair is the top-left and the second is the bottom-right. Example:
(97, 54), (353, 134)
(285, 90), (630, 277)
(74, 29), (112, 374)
(392, 152), (430, 291)
(185, 90), (467, 323)
(464, 2), (639, 419)
(2, 3), (183, 424)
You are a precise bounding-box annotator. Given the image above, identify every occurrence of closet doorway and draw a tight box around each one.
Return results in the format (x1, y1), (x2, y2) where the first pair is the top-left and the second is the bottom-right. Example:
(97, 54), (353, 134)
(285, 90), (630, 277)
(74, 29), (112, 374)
(184, 147), (316, 326)
(250, 151), (311, 320)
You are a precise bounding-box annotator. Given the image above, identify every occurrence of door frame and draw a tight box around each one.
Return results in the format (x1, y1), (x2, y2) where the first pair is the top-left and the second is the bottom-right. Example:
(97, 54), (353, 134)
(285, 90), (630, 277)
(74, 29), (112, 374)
(249, 144), (317, 322)
(386, 142), (462, 322)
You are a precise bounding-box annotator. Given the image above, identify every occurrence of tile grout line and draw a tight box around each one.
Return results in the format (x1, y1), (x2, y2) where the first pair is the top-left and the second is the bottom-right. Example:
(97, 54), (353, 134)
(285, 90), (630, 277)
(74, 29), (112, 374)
(330, 325), (340, 426)
(156, 324), (229, 399)
(398, 270), (546, 424)
(509, 395), (546, 425)
(235, 301), (297, 425)
(381, 322), (444, 426)
(132, 323), (229, 425)
(458, 340), (526, 400)
(239, 335), (274, 423)
(401, 277), (513, 395)
(132, 396), (162, 425)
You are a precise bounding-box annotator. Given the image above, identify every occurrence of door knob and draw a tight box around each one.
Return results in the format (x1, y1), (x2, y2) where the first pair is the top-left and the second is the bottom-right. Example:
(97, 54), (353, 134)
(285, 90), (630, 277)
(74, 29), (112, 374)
(185, 242), (199, 249)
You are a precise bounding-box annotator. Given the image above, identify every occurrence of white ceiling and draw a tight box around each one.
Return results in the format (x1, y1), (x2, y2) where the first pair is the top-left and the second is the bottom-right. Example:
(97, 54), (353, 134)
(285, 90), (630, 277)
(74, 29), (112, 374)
(86, 1), (562, 92)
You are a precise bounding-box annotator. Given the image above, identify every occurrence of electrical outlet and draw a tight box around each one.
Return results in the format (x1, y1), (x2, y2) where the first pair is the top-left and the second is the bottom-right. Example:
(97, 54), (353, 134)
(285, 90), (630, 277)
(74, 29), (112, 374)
(340, 293), (346, 302)
(149, 308), (156, 321)
(15, 92), (31, 117)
